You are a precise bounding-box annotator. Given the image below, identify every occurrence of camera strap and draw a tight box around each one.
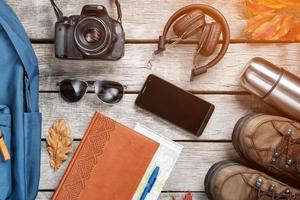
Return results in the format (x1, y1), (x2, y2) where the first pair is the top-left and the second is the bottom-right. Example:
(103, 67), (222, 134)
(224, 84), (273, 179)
(49, 0), (64, 21)
(49, 0), (122, 23)
(115, 0), (122, 23)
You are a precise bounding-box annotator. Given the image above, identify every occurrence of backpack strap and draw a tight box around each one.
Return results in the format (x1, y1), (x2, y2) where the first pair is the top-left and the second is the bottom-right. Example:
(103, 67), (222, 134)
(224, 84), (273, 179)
(0, 1), (39, 81)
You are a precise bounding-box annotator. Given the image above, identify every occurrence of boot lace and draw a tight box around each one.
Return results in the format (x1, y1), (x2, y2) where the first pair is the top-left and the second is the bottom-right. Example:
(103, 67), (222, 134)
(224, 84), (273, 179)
(271, 128), (300, 172)
(249, 178), (300, 200)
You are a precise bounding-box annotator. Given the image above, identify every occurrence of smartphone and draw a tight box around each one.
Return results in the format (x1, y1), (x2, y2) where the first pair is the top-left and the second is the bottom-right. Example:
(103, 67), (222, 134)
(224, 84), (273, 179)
(135, 74), (215, 136)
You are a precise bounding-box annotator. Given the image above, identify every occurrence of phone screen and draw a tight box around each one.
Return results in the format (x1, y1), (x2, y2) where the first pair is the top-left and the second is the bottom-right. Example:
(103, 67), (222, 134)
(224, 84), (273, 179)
(135, 75), (215, 136)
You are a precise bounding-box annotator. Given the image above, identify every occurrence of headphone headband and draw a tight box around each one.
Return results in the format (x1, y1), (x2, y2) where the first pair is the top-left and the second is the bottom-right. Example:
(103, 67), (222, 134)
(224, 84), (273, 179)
(155, 4), (230, 79)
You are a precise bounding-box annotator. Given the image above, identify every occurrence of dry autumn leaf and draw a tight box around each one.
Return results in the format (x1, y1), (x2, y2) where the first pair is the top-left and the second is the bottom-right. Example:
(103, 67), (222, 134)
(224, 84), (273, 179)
(171, 193), (192, 200)
(47, 120), (73, 171)
(245, 0), (300, 41)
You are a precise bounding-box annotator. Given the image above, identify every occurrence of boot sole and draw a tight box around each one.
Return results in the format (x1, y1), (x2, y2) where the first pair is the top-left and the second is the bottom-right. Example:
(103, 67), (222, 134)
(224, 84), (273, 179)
(232, 113), (264, 164)
(204, 161), (239, 200)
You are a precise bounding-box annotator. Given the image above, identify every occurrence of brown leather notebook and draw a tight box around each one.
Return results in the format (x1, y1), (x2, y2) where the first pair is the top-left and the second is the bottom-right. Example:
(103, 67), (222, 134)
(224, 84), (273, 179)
(52, 112), (159, 200)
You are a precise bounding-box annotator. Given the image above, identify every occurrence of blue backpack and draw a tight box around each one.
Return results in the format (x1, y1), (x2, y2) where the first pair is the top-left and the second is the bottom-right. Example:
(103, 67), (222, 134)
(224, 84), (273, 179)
(0, 1), (41, 200)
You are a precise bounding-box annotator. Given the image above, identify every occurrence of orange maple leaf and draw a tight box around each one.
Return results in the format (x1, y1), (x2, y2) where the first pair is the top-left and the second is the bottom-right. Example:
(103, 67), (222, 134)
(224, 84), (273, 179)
(245, 0), (300, 41)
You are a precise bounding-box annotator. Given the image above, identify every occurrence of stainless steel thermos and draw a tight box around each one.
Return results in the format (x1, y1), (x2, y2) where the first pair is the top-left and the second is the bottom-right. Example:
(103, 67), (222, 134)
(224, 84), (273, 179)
(240, 57), (300, 121)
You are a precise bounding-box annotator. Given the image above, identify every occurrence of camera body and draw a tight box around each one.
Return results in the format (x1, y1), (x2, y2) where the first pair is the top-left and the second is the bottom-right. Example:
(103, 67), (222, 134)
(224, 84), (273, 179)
(54, 5), (125, 60)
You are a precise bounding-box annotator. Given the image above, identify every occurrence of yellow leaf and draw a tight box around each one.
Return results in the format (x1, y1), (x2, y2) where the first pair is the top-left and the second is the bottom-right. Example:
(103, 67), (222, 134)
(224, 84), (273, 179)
(246, 0), (275, 14)
(271, 15), (294, 40)
(246, 14), (276, 33)
(252, 15), (283, 40)
(245, 0), (300, 41)
(257, 0), (286, 9)
(276, 0), (300, 8)
(282, 23), (300, 41)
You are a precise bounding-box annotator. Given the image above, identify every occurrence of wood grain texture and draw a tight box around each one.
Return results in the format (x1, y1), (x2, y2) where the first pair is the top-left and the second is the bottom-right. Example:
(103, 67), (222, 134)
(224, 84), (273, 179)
(36, 43), (300, 92)
(6, 0), (299, 198)
(40, 93), (279, 140)
(36, 193), (53, 200)
(7, 0), (245, 40)
(36, 192), (208, 200)
(39, 141), (239, 191)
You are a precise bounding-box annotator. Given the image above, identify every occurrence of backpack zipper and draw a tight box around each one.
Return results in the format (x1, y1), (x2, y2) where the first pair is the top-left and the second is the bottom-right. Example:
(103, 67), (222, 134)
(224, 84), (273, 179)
(24, 72), (32, 112)
(0, 131), (10, 161)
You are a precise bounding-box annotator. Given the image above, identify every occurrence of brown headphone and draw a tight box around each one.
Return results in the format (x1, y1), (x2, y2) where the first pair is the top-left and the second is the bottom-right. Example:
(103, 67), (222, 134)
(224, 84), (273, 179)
(154, 4), (230, 80)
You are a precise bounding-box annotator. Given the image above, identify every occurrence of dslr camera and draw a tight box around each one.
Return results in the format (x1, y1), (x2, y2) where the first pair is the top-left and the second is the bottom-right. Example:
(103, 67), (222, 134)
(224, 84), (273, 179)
(50, 0), (125, 60)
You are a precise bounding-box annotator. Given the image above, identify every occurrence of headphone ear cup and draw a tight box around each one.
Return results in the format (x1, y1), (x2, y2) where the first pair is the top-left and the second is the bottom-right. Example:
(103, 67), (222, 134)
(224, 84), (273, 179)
(197, 24), (211, 57)
(199, 22), (222, 57)
(173, 10), (206, 38)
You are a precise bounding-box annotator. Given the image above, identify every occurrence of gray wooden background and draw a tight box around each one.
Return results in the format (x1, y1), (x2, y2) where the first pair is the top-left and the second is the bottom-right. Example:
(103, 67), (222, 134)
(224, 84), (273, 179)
(6, 0), (300, 199)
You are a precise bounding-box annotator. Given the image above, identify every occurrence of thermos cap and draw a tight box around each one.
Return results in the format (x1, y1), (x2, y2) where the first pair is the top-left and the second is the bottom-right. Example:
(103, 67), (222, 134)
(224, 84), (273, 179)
(240, 57), (282, 98)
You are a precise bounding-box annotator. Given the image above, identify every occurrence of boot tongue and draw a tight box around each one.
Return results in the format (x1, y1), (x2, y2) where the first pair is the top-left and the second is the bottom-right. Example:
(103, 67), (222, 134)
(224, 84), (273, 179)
(288, 144), (300, 173)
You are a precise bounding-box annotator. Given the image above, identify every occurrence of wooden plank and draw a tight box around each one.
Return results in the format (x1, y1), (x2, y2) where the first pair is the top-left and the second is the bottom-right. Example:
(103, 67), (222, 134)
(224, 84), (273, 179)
(36, 193), (53, 200)
(36, 192), (208, 200)
(35, 43), (300, 92)
(8, 0), (246, 40)
(39, 141), (239, 191)
(40, 93), (278, 141)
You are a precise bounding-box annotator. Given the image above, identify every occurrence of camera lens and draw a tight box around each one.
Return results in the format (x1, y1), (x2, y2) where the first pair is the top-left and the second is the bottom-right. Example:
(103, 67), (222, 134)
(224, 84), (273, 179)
(74, 17), (112, 56)
(83, 28), (102, 43)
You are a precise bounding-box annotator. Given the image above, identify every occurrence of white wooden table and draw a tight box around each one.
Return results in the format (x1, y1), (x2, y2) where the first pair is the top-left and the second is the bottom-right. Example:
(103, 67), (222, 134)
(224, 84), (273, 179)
(7, 0), (300, 199)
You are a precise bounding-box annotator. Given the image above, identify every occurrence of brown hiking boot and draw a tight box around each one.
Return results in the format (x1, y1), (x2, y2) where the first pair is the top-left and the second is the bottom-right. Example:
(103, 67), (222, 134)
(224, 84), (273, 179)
(204, 161), (300, 200)
(232, 114), (300, 184)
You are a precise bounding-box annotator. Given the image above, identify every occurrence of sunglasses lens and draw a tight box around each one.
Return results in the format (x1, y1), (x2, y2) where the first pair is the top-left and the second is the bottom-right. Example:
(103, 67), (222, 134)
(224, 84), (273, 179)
(95, 81), (124, 104)
(59, 80), (88, 102)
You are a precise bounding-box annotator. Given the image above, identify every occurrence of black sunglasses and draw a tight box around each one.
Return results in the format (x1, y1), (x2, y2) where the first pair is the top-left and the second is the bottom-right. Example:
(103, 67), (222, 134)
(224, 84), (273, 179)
(57, 79), (126, 104)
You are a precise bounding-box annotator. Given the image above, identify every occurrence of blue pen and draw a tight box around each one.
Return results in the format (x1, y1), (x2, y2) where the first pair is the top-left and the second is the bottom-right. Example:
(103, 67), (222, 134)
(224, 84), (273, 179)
(140, 166), (160, 200)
